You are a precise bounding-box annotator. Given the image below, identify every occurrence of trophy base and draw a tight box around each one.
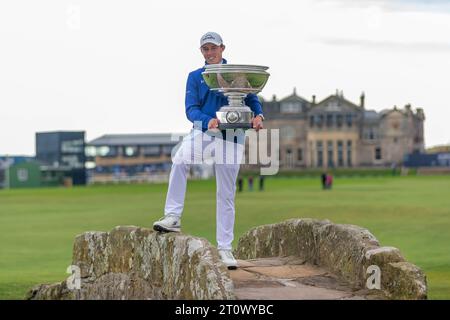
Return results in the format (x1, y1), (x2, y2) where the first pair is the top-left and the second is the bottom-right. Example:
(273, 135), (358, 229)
(218, 123), (253, 130)
(216, 106), (254, 131)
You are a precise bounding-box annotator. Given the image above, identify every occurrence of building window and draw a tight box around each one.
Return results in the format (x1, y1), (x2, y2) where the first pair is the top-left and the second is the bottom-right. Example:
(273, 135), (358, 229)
(281, 102), (302, 113)
(337, 141), (344, 167)
(62, 155), (83, 168)
(375, 147), (382, 160)
(364, 127), (377, 140)
(61, 139), (84, 153)
(326, 114), (333, 127)
(336, 114), (343, 128)
(285, 148), (294, 167)
(346, 114), (353, 127)
(97, 146), (118, 157)
(316, 115), (324, 128)
(309, 116), (314, 127)
(281, 126), (296, 140)
(393, 137), (398, 143)
(297, 148), (303, 161)
(316, 141), (323, 167)
(142, 145), (160, 157)
(162, 145), (174, 156)
(85, 146), (97, 157)
(85, 161), (96, 169)
(347, 140), (352, 167)
(124, 146), (139, 157)
(327, 141), (334, 167)
(328, 101), (338, 108)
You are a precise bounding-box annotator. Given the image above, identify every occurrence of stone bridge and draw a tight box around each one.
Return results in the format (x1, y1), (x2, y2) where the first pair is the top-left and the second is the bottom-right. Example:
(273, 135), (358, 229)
(26, 218), (427, 300)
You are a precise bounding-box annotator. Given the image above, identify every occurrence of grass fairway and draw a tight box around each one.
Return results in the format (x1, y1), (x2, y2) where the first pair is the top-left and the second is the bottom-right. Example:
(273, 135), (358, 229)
(0, 175), (449, 299)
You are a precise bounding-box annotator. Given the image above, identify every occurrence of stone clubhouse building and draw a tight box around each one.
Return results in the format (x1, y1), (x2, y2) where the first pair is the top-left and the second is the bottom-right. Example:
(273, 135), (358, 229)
(85, 89), (425, 183)
(260, 89), (425, 169)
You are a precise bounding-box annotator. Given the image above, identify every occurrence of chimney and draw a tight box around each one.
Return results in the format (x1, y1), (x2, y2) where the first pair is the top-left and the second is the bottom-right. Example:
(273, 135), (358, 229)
(312, 95), (316, 105)
(360, 92), (365, 108)
(293, 87), (297, 96)
(416, 108), (425, 119)
(272, 94), (277, 102)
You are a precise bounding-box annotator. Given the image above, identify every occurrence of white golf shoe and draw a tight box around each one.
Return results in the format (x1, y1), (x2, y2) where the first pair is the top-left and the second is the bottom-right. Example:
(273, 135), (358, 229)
(153, 214), (181, 233)
(218, 249), (238, 270)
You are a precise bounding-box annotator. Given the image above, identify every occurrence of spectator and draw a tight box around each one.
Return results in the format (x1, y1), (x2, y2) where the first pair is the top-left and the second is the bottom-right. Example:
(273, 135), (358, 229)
(326, 173), (333, 190)
(321, 172), (327, 190)
(238, 176), (243, 193)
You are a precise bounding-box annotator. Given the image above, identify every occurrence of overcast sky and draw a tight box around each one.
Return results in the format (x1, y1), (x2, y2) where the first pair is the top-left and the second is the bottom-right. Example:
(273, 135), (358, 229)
(1, 0), (449, 155)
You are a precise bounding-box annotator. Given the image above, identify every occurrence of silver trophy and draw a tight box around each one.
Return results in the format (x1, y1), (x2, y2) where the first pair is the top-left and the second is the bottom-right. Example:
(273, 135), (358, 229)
(202, 64), (270, 130)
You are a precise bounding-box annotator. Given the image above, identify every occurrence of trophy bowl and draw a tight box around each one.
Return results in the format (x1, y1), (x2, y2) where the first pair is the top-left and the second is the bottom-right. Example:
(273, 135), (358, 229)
(202, 64), (270, 130)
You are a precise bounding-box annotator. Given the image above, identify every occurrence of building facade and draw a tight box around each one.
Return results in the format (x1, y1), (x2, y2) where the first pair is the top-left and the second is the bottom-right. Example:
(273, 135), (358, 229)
(86, 133), (185, 183)
(36, 131), (86, 185)
(261, 89), (425, 169)
(0, 156), (36, 189)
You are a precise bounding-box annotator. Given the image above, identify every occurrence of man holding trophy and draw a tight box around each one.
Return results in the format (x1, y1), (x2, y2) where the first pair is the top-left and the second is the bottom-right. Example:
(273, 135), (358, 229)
(153, 32), (269, 269)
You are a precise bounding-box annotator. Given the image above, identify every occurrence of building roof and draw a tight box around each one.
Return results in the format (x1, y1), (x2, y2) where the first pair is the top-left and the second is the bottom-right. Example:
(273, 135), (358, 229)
(313, 94), (362, 112)
(88, 133), (187, 146)
(0, 156), (35, 169)
(261, 88), (310, 120)
(364, 110), (381, 121)
(262, 90), (425, 125)
(279, 88), (311, 105)
(379, 105), (424, 119)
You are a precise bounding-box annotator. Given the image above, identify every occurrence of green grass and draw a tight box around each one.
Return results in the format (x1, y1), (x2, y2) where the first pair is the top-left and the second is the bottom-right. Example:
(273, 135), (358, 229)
(1, 176), (449, 299)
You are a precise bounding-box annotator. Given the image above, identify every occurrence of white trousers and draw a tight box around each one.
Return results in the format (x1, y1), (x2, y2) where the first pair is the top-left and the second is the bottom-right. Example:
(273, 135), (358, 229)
(164, 129), (245, 250)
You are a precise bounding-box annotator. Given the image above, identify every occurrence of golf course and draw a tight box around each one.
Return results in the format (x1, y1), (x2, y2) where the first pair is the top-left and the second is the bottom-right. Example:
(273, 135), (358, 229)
(0, 175), (449, 299)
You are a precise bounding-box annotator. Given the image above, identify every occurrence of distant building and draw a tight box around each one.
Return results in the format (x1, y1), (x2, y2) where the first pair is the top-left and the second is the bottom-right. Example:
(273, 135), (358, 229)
(7, 161), (41, 188)
(259, 89), (425, 169)
(426, 145), (450, 154)
(0, 156), (36, 189)
(404, 151), (450, 167)
(36, 131), (86, 185)
(86, 133), (187, 183)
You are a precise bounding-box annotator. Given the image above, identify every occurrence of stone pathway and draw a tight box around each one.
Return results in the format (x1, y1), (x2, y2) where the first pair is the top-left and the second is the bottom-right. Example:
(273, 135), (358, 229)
(229, 257), (384, 300)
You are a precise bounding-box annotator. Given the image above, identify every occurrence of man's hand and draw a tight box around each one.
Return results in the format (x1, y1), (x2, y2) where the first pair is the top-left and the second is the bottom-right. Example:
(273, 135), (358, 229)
(208, 118), (220, 130)
(252, 115), (264, 131)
